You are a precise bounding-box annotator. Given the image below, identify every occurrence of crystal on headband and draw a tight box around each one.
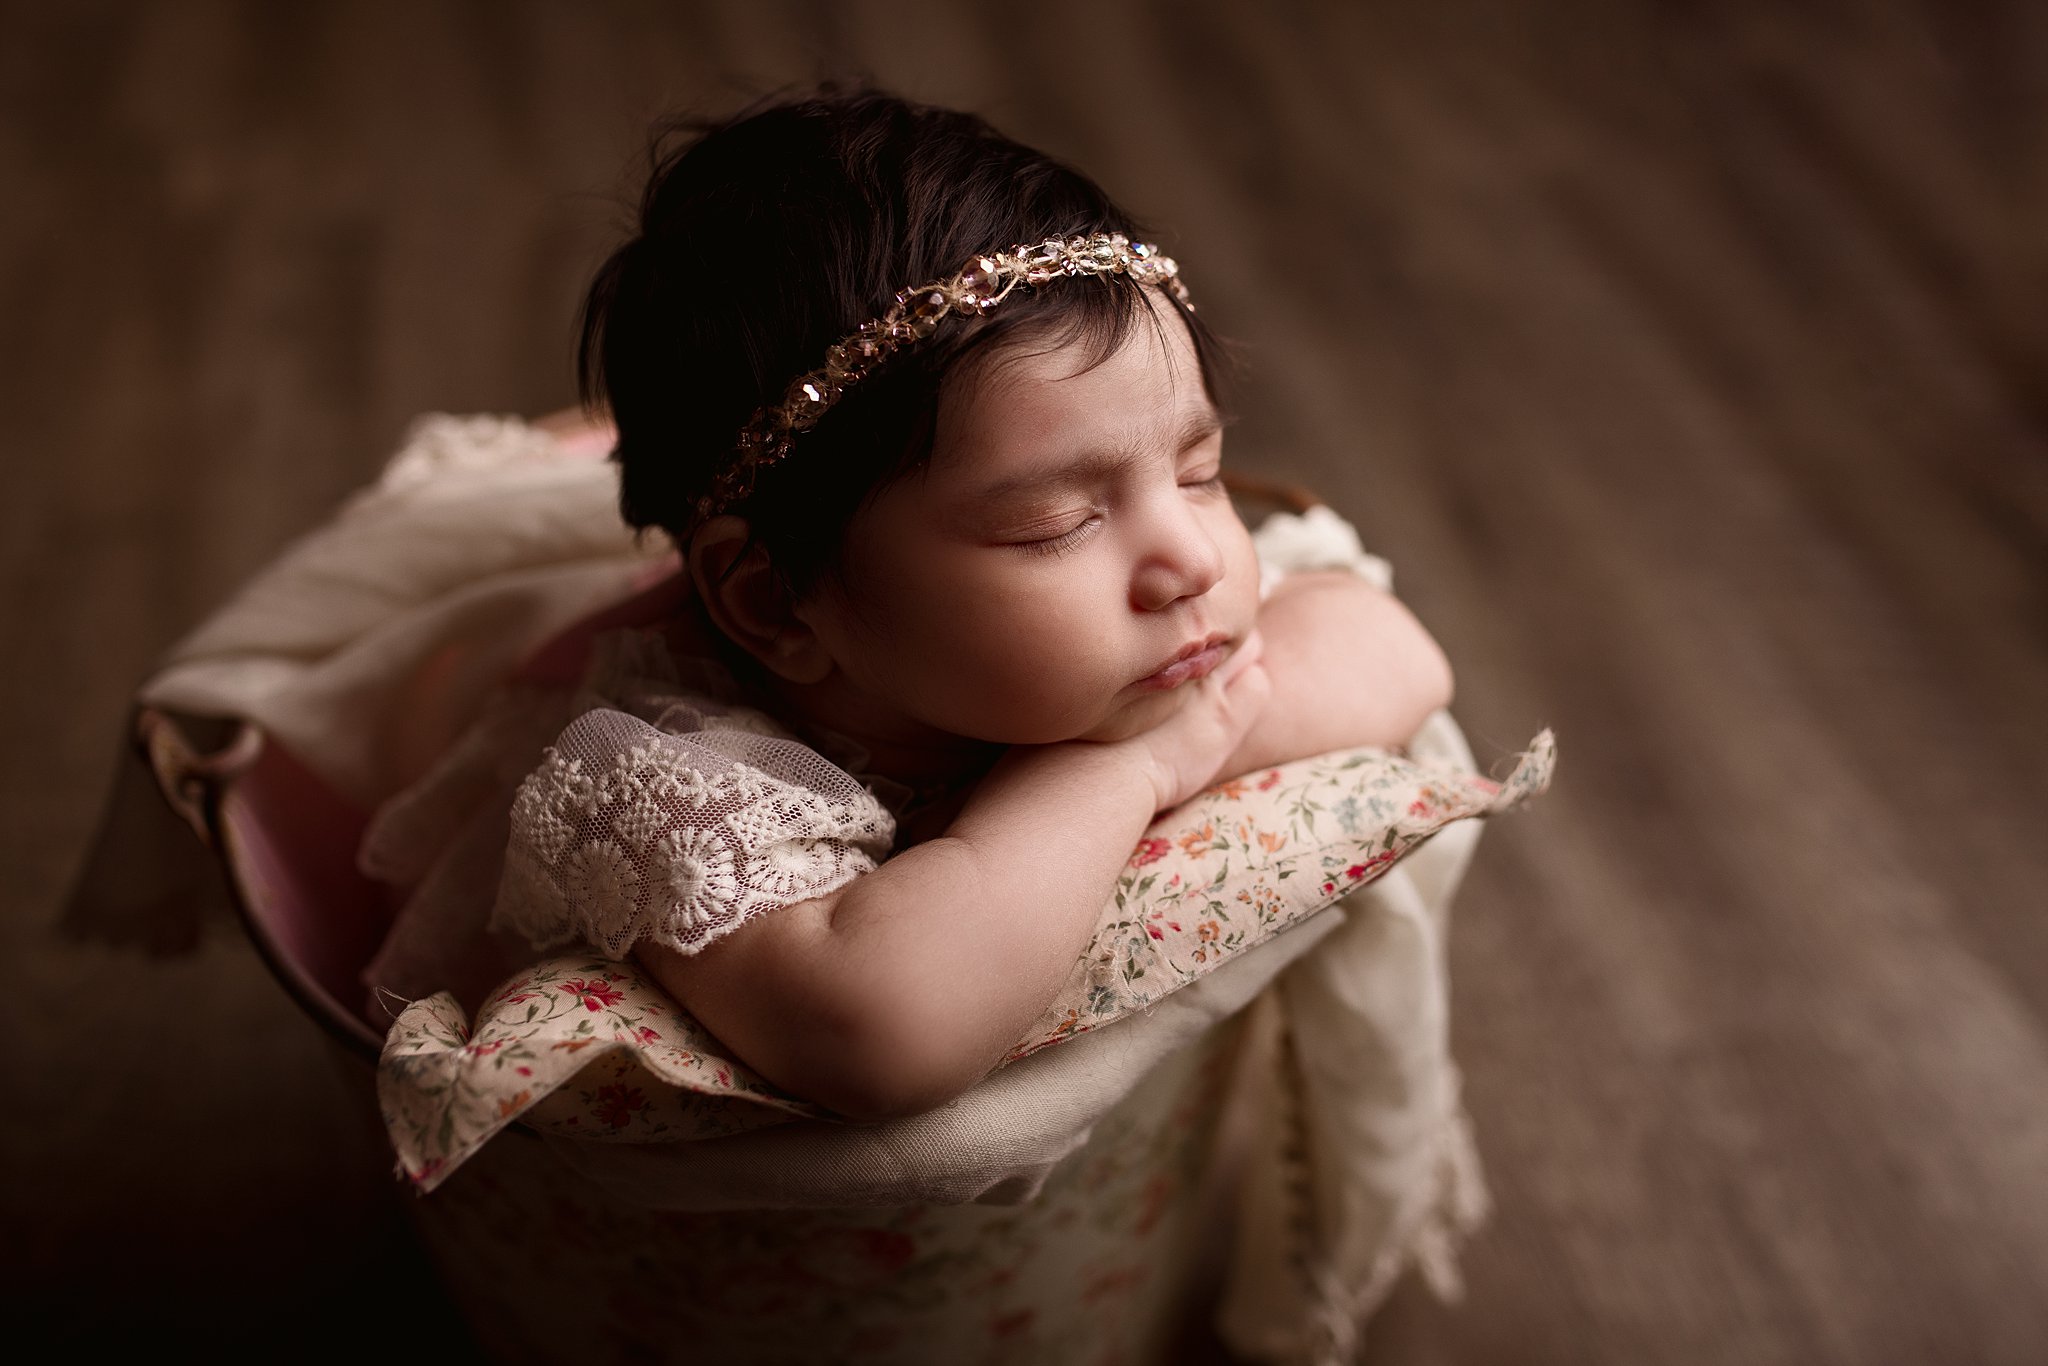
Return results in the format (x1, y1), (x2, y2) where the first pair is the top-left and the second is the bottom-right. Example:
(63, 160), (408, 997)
(957, 256), (1000, 305)
(696, 233), (1192, 529)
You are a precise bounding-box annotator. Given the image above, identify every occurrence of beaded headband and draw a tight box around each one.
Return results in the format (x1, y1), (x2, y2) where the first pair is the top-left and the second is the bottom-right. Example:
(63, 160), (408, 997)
(696, 231), (1189, 525)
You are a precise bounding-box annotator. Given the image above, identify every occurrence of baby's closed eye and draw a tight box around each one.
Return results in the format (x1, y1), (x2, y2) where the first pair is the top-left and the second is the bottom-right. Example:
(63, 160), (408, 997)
(1011, 515), (1102, 557)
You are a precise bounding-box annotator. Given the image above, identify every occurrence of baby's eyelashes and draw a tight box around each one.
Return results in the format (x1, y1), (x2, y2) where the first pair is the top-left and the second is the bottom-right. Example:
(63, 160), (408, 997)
(1013, 515), (1102, 558)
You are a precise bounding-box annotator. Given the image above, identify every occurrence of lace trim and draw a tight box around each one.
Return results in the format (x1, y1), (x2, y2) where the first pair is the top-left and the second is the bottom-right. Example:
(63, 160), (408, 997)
(492, 707), (896, 960)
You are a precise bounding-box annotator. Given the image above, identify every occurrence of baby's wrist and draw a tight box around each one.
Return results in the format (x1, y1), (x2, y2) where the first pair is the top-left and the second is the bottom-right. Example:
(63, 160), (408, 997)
(973, 733), (1163, 819)
(1081, 735), (1176, 815)
(1032, 734), (1171, 817)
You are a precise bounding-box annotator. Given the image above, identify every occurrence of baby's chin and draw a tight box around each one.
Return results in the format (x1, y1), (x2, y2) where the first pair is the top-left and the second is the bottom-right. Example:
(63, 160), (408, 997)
(948, 679), (1196, 746)
(1065, 687), (1194, 745)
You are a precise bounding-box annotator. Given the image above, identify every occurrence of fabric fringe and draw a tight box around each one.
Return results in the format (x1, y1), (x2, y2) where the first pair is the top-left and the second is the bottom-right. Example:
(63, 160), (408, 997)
(1410, 1104), (1492, 1303)
(1298, 1104), (1493, 1366)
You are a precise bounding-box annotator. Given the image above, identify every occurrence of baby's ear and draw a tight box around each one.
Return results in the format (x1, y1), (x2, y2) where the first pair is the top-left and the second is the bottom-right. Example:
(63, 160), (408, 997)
(686, 517), (833, 684)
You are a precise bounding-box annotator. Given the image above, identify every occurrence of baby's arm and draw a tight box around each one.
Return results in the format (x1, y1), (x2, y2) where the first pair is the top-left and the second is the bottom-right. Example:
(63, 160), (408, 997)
(1218, 570), (1453, 778)
(638, 639), (1270, 1122)
(638, 578), (1441, 1120)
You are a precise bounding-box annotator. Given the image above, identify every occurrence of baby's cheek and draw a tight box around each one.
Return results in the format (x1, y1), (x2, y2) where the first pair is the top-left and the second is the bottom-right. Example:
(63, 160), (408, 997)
(1219, 528), (1264, 617)
(950, 635), (1124, 740)
(973, 653), (1114, 731)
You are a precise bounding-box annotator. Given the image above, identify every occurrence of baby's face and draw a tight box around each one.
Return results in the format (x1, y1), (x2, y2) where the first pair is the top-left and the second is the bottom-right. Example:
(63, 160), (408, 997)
(793, 306), (1262, 747)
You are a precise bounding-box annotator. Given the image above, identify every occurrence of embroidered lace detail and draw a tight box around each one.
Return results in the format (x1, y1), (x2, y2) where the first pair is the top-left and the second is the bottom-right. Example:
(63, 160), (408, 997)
(493, 706), (896, 959)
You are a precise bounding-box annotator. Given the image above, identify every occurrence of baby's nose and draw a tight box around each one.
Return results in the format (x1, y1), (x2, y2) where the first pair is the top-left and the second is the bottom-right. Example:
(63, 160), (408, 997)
(1130, 515), (1225, 611)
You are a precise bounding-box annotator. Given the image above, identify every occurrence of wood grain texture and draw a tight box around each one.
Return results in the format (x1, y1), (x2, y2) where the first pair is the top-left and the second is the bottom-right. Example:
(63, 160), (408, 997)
(3, 1), (2042, 1360)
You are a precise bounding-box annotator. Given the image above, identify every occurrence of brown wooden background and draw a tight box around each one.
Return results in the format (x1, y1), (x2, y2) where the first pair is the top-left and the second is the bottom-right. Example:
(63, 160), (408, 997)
(4, 2), (2044, 1361)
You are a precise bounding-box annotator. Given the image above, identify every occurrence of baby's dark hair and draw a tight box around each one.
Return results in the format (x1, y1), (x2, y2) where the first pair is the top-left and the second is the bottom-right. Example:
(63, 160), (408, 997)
(578, 87), (1227, 598)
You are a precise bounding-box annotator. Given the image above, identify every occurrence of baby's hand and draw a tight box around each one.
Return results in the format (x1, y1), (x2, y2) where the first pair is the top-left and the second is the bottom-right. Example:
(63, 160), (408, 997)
(1115, 630), (1271, 812)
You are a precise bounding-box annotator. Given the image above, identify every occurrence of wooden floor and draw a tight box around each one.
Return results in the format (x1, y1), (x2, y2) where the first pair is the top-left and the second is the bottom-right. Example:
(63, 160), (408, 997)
(4, 2), (2044, 1361)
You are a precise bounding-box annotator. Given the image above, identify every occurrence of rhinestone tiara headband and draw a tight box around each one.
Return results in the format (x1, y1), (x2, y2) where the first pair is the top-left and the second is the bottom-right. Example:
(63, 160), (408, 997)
(696, 231), (1189, 525)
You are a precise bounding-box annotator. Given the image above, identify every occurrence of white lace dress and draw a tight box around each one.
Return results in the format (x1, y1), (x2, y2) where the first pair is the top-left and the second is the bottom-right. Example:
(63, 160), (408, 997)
(358, 635), (901, 1014)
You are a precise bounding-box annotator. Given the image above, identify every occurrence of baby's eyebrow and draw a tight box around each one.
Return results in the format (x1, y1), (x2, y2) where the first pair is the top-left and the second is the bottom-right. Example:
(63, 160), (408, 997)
(970, 406), (1223, 503)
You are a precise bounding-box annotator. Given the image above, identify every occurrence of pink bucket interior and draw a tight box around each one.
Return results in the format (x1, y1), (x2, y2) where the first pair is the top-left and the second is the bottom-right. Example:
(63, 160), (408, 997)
(213, 738), (392, 1058)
